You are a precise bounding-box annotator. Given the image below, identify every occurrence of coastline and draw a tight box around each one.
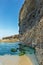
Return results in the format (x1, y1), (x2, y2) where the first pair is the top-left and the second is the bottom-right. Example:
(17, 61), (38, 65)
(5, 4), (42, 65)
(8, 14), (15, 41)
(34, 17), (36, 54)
(0, 39), (19, 43)
(0, 34), (19, 43)
(0, 55), (33, 65)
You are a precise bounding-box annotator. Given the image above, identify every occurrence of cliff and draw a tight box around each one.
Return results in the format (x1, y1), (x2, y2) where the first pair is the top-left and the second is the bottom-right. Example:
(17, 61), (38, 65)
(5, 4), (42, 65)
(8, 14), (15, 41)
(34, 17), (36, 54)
(0, 35), (19, 42)
(19, 0), (43, 65)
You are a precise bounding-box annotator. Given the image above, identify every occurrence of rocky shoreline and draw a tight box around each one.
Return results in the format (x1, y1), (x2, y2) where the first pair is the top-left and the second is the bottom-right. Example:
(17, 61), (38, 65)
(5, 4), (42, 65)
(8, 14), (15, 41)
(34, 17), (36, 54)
(19, 0), (43, 65)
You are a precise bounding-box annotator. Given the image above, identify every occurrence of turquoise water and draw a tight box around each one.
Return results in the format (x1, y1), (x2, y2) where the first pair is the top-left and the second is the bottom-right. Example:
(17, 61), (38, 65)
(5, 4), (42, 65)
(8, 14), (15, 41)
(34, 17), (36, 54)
(0, 42), (39, 65)
(0, 42), (35, 55)
(0, 42), (19, 55)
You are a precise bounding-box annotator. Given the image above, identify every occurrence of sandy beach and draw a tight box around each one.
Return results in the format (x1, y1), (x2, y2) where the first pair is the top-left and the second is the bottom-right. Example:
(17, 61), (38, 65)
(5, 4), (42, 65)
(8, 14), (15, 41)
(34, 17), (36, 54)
(0, 55), (33, 65)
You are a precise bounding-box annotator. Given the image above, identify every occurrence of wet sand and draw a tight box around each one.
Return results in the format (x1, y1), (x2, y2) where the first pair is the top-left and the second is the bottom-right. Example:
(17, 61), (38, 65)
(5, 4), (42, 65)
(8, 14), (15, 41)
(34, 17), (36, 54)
(0, 55), (33, 65)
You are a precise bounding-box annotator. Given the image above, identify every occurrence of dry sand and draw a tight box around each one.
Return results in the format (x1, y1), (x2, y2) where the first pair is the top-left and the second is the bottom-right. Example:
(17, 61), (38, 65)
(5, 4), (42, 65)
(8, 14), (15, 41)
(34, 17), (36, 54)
(0, 39), (19, 43)
(0, 55), (33, 65)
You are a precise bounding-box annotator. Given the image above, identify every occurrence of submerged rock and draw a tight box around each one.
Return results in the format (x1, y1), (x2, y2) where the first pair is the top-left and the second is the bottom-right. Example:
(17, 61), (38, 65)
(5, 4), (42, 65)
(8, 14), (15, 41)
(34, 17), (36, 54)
(11, 48), (17, 52)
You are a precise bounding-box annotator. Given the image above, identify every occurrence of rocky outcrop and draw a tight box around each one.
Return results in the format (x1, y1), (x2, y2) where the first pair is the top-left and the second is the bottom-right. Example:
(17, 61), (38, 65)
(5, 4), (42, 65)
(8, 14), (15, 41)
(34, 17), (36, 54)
(2, 35), (19, 40)
(19, 0), (43, 65)
(1, 35), (19, 42)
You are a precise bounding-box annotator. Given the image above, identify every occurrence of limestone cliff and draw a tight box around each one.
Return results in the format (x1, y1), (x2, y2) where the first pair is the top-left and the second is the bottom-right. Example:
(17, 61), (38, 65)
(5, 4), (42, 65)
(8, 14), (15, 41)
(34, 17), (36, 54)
(19, 0), (43, 44)
(19, 0), (43, 65)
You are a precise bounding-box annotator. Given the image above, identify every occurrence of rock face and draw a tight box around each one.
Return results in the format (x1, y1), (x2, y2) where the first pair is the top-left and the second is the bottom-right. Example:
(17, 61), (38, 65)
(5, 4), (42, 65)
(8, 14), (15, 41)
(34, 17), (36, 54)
(19, 0), (43, 65)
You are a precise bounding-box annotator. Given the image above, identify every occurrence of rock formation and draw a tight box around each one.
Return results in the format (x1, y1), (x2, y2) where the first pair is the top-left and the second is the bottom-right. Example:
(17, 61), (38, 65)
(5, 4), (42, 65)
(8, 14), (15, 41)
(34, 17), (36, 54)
(19, 0), (43, 65)
(1, 35), (19, 42)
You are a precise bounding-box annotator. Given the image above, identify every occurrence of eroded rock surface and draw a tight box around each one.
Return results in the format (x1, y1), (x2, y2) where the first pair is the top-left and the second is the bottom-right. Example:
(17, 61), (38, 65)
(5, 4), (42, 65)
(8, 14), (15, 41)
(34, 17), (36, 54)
(19, 0), (43, 65)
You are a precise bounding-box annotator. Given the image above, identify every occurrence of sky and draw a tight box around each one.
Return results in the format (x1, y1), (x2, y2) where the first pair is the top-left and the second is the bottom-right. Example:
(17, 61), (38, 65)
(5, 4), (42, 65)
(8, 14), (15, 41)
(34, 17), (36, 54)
(0, 0), (24, 38)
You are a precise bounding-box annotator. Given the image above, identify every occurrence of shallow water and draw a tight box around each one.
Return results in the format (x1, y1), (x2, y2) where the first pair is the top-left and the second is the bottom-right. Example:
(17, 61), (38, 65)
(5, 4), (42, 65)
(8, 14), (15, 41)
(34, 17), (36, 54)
(0, 42), (35, 55)
(0, 42), (39, 65)
(0, 42), (19, 55)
